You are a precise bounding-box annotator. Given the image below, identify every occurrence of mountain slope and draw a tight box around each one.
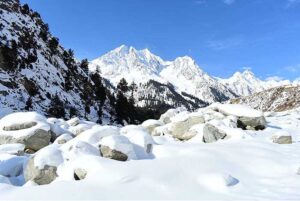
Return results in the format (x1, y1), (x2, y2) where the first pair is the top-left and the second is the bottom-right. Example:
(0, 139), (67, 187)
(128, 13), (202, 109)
(0, 0), (113, 122)
(229, 85), (300, 112)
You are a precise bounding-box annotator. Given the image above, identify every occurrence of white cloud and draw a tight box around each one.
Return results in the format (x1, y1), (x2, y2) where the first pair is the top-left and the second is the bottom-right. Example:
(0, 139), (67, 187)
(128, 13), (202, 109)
(223, 0), (235, 5)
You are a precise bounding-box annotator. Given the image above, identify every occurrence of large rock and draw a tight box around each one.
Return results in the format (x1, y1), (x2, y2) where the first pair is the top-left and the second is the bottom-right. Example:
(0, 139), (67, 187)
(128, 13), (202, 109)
(159, 107), (187, 124)
(121, 125), (154, 159)
(24, 146), (64, 185)
(0, 112), (51, 151)
(203, 123), (227, 143)
(99, 135), (136, 161)
(210, 103), (267, 130)
(169, 114), (205, 140)
(141, 120), (164, 135)
(100, 145), (128, 161)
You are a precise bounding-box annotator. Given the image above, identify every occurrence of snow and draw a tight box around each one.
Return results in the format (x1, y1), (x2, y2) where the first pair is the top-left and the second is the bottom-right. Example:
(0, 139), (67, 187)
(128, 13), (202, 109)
(0, 106), (300, 199)
(100, 135), (137, 160)
(0, 112), (50, 138)
(0, 143), (25, 155)
(0, 154), (27, 177)
(33, 146), (64, 169)
(210, 103), (263, 118)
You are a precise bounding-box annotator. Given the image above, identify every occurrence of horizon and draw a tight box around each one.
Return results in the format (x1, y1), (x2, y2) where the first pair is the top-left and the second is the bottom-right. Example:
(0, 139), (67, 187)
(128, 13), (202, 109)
(20, 0), (300, 80)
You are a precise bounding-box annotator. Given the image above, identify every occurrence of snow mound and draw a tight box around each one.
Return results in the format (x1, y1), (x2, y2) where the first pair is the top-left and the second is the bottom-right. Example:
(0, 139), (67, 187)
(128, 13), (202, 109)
(33, 146), (64, 169)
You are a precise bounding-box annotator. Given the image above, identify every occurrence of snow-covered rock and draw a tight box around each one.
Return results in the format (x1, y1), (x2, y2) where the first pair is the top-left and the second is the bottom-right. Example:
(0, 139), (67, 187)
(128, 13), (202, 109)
(100, 135), (136, 161)
(24, 146), (64, 185)
(61, 141), (100, 161)
(121, 125), (154, 158)
(169, 113), (205, 140)
(203, 123), (227, 143)
(0, 112), (51, 151)
(54, 133), (74, 145)
(210, 103), (267, 130)
(141, 119), (164, 135)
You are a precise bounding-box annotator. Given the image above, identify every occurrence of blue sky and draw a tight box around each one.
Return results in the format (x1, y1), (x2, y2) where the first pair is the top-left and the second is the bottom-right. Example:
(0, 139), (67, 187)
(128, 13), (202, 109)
(20, 0), (300, 80)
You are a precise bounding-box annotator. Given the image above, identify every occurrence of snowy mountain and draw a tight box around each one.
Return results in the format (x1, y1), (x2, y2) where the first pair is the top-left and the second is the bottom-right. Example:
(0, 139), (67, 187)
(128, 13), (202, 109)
(219, 70), (294, 96)
(90, 45), (237, 106)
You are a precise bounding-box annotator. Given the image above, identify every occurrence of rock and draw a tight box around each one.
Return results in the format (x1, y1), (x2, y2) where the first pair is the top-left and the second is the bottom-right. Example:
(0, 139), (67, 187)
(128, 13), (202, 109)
(24, 157), (58, 185)
(74, 168), (87, 180)
(210, 103), (267, 130)
(121, 125), (154, 158)
(0, 154), (27, 177)
(0, 112), (51, 151)
(100, 145), (128, 161)
(24, 146), (64, 185)
(68, 123), (93, 136)
(54, 133), (73, 144)
(152, 125), (170, 136)
(141, 119), (164, 135)
(67, 117), (80, 127)
(273, 136), (292, 144)
(159, 107), (186, 124)
(61, 141), (100, 161)
(25, 148), (35, 154)
(297, 167), (300, 175)
(100, 135), (136, 161)
(169, 114), (205, 140)
(203, 123), (227, 143)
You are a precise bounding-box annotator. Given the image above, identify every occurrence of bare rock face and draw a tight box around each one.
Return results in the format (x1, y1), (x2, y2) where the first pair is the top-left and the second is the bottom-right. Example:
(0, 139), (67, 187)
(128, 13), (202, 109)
(100, 145), (128, 161)
(203, 123), (227, 143)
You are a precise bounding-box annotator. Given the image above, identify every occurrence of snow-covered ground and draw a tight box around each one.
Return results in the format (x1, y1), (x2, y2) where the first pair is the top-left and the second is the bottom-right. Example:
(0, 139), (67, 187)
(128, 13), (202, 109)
(0, 105), (300, 200)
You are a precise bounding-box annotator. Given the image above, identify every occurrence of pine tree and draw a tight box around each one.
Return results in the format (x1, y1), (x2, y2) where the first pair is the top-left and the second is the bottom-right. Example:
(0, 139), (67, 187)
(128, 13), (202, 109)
(117, 78), (129, 93)
(90, 71), (106, 105)
(25, 97), (32, 110)
(48, 93), (65, 118)
(80, 59), (89, 75)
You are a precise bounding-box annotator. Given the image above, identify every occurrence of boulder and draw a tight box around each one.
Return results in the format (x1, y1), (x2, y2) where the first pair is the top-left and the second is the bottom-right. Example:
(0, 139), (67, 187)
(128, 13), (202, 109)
(61, 141), (100, 161)
(210, 103), (267, 130)
(169, 114), (205, 140)
(100, 145), (128, 161)
(74, 168), (87, 180)
(67, 117), (80, 127)
(0, 112), (51, 151)
(54, 133), (74, 144)
(203, 123), (227, 143)
(159, 107), (187, 124)
(24, 146), (64, 185)
(99, 135), (136, 161)
(141, 120), (164, 135)
(121, 125), (154, 158)
(273, 136), (292, 144)
(68, 123), (93, 136)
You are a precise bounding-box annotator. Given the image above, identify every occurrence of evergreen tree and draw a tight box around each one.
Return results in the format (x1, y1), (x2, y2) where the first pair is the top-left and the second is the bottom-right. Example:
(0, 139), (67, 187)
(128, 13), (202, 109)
(48, 93), (65, 118)
(117, 78), (129, 93)
(90, 71), (106, 105)
(80, 59), (89, 75)
(25, 97), (32, 110)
